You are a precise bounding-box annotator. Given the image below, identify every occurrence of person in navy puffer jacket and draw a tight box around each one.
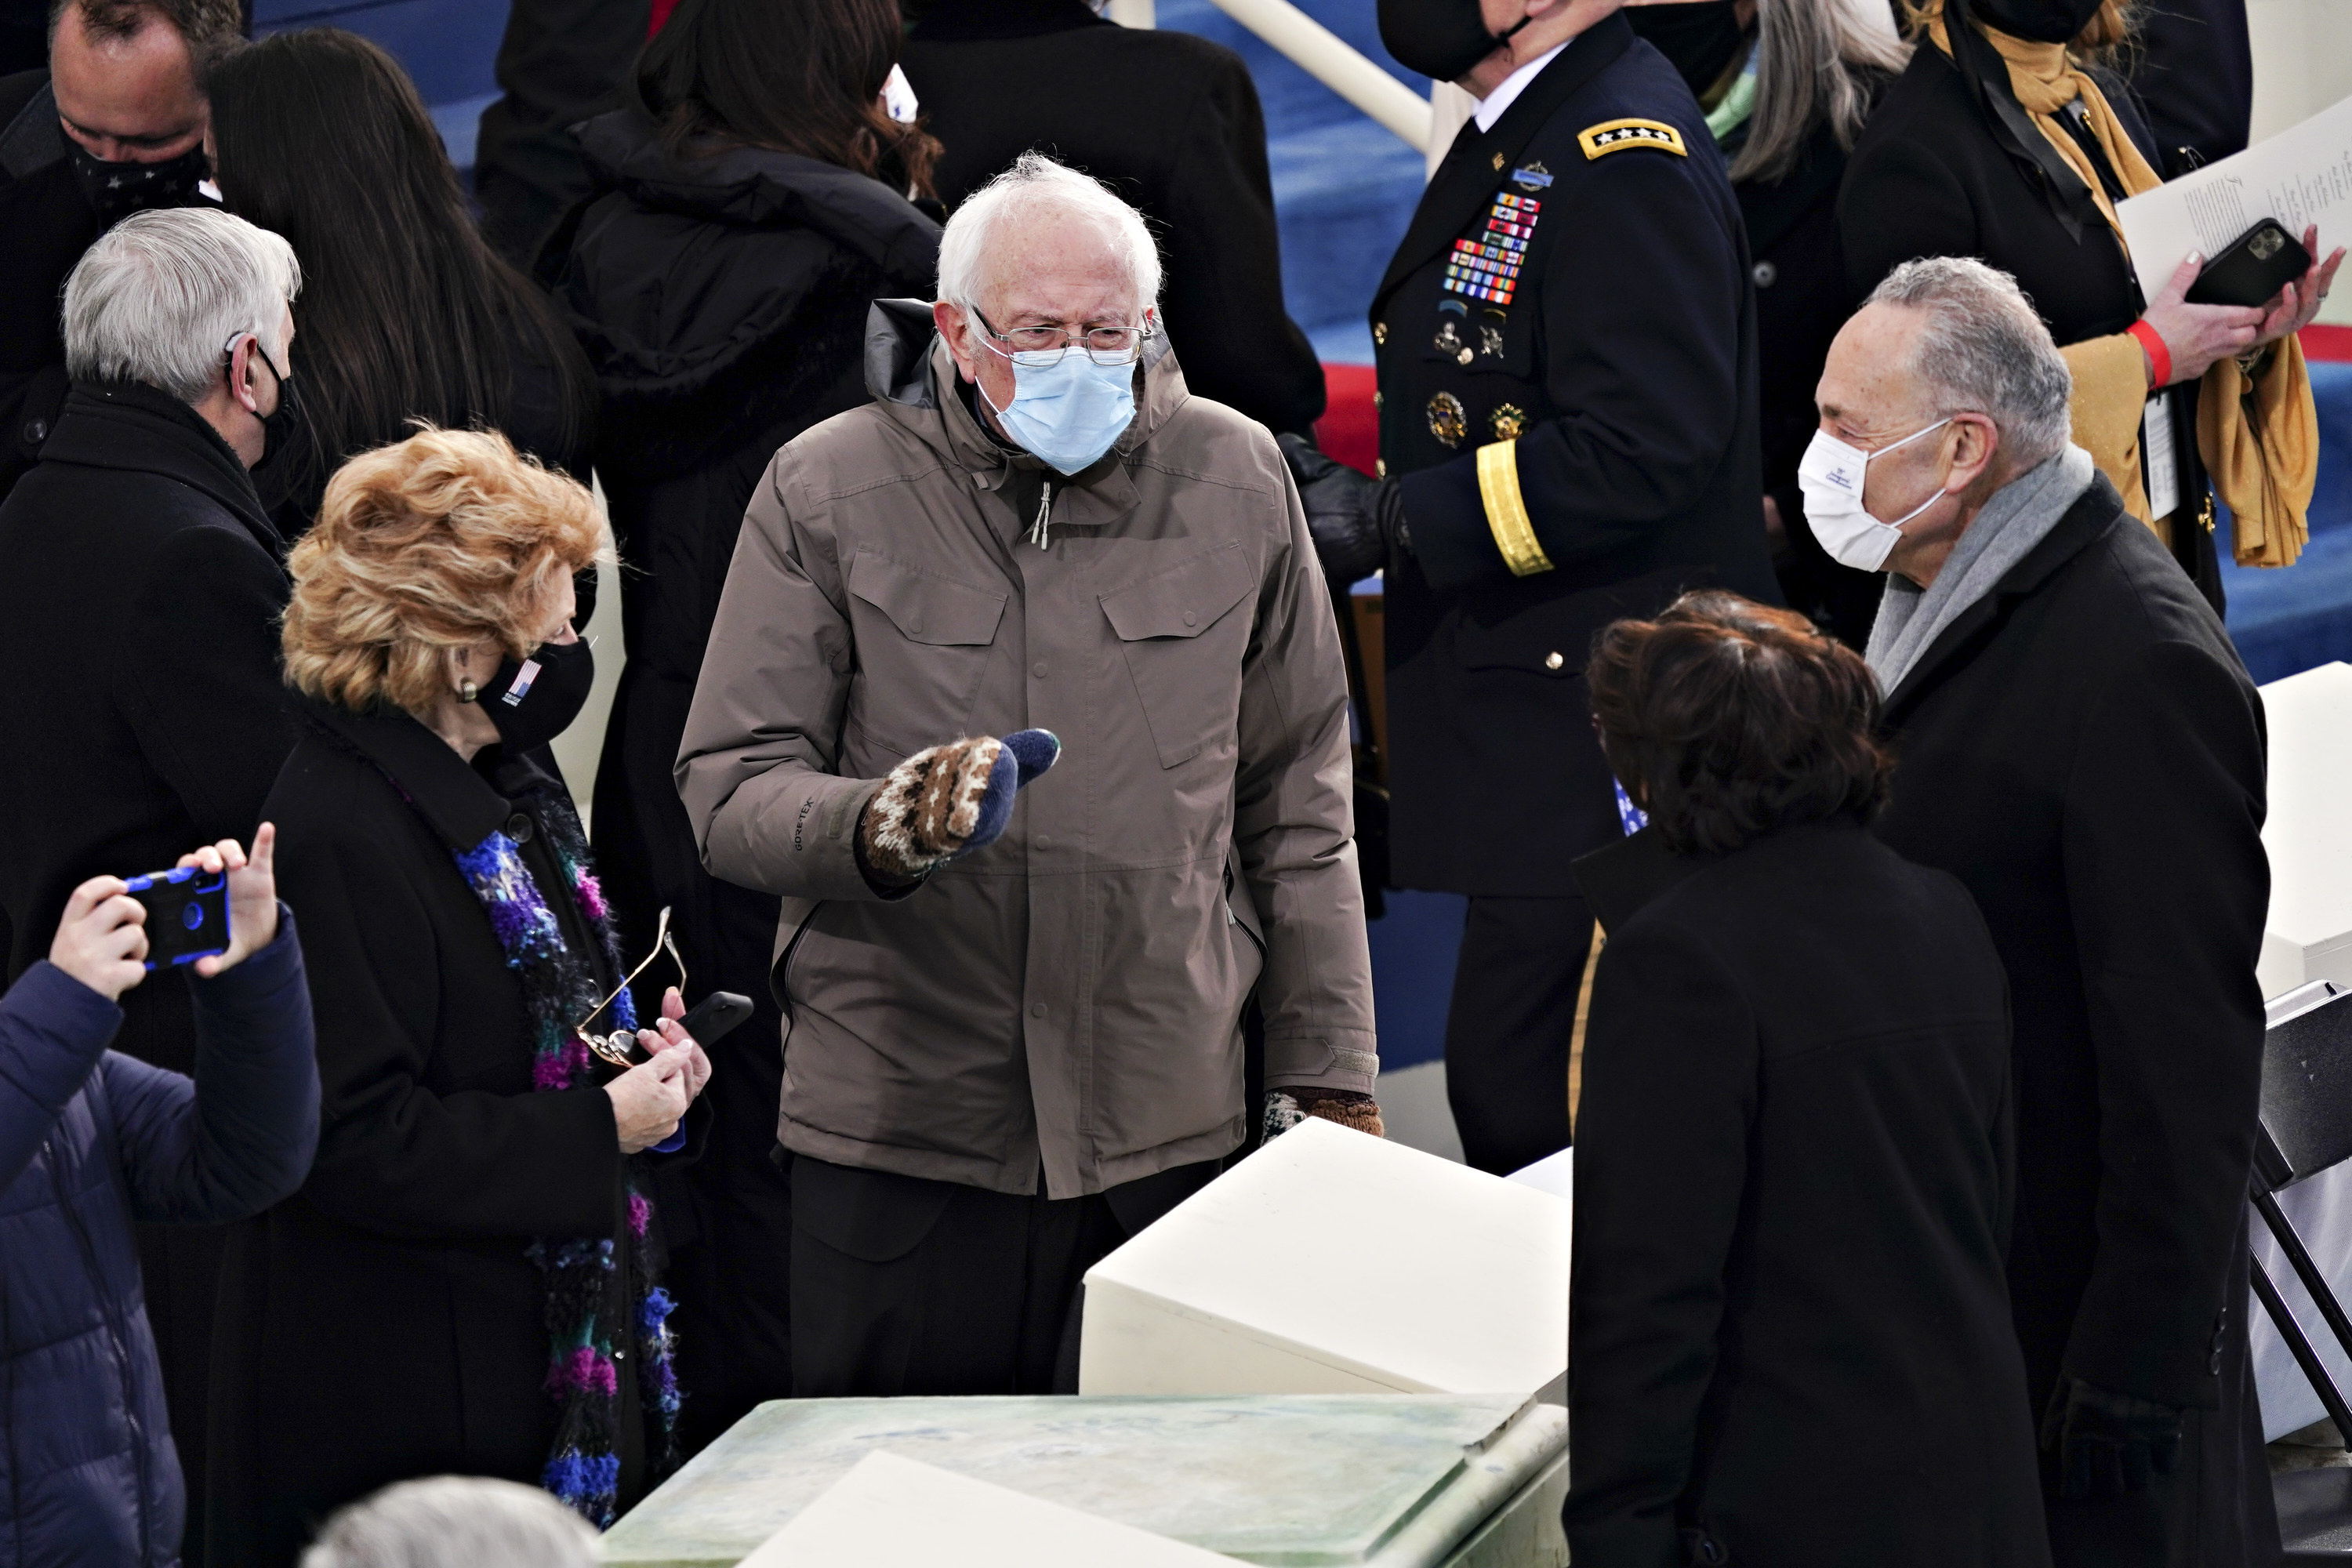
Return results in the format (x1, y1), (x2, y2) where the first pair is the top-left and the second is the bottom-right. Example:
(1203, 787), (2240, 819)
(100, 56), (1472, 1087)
(0, 825), (318, 1568)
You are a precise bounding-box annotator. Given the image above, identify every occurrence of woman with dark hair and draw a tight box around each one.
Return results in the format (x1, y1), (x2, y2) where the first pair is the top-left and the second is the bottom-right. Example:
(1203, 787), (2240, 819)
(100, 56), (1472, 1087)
(1626, 0), (1908, 646)
(1838, 0), (2338, 613)
(205, 29), (596, 535)
(544, 0), (942, 1452)
(1562, 591), (2048, 1566)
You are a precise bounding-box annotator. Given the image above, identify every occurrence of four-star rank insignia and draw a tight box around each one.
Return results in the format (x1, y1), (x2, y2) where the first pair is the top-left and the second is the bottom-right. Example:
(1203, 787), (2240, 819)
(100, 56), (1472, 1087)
(1578, 118), (1687, 160)
(1428, 391), (1468, 449)
(1490, 403), (1528, 441)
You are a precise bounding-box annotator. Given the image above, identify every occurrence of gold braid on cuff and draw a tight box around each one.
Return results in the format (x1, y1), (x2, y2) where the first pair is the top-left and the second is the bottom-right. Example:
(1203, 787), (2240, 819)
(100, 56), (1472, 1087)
(1476, 438), (1554, 577)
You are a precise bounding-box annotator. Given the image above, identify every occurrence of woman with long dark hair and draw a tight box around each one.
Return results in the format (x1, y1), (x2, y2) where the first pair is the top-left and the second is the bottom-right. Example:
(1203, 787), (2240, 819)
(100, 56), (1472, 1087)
(205, 29), (595, 533)
(545, 0), (942, 1454)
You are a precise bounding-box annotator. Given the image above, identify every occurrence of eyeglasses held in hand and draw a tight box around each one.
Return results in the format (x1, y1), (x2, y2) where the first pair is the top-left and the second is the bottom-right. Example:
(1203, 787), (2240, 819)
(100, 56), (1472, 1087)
(575, 905), (685, 1069)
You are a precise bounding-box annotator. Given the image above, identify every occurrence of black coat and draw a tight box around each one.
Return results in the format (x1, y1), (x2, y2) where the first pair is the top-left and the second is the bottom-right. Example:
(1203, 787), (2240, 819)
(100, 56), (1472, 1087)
(1374, 16), (1777, 895)
(0, 71), (97, 506)
(208, 703), (705, 1566)
(0, 377), (297, 1560)
(900, 0), (1326, 439)
(2125, 0), (2252, 178)
(1564, 820), (2046, 1567)
(1872, 477), (2274, 1563)
(1838, 44), (2222, 607)
(546, 112), (938, 1446)
(1742, 121), (1884, 648)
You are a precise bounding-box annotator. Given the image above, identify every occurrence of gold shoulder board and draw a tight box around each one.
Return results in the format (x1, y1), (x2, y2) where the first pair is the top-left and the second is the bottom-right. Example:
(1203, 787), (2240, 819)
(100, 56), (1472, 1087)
(1577, 118), (1687, 160)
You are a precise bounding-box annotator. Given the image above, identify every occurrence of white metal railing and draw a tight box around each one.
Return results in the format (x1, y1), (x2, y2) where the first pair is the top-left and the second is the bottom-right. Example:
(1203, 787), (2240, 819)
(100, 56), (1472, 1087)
(1111, 0), (1436, 154)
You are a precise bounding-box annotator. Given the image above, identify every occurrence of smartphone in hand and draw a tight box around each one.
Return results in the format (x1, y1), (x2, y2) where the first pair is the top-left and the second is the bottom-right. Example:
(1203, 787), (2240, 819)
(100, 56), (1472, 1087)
(122, 866), (229, 971)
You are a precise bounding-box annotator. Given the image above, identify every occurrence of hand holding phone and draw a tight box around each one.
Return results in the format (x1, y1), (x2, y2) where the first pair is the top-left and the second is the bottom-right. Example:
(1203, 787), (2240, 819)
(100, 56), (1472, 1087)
(122, 865), (230, 971)
(49, 876), (149, 1000)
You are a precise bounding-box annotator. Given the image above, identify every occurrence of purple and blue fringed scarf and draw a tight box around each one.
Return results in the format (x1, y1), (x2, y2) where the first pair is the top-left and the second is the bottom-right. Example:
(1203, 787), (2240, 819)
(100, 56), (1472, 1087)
(449, 795), (681, 1526)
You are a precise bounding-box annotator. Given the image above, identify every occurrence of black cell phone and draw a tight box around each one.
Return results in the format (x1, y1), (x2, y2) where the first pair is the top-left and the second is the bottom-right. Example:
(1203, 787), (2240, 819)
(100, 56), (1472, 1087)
(674, 990), (754, 1047)
(2188, 218), (2313, 309)
(122, 866), (229, 971)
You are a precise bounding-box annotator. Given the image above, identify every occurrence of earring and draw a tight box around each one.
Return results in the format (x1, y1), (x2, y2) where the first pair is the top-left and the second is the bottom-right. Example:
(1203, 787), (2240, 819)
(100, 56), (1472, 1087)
(458, 678), (479, 704)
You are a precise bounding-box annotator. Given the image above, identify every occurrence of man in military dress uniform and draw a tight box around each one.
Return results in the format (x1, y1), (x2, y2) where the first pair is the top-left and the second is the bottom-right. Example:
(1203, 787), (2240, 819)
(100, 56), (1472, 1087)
(1287, 0), (1776, 1174)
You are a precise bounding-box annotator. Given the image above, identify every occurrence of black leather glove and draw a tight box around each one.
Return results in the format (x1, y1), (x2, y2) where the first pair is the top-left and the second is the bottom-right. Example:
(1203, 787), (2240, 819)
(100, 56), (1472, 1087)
(2039, 1375), (2184, 1499)
(1276, 432), (1412, 584)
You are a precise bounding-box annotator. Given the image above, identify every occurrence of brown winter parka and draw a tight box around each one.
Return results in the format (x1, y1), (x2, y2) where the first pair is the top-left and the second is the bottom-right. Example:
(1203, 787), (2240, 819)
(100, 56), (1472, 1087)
(676, 302), (1376, 1198)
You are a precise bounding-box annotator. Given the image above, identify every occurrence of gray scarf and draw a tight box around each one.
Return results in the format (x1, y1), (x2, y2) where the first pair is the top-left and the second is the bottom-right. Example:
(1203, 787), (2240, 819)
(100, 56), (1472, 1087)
(1865, 445), (2095, 696)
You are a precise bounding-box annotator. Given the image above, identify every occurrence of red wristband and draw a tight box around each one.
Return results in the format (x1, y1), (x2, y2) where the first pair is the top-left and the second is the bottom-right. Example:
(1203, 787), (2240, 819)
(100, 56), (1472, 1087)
(2128, 320), (2172, 390)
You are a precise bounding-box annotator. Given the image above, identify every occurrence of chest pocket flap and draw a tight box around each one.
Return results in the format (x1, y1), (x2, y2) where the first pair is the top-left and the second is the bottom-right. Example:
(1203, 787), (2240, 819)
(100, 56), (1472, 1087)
(1098, 543), (1254, 643)
(848, 549), (1006, 645)
(1099, 543), (1258, 769)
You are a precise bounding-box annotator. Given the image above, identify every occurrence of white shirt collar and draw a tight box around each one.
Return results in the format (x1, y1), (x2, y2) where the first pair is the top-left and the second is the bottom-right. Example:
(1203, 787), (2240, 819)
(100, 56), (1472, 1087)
(1472, 40), (1570, 133)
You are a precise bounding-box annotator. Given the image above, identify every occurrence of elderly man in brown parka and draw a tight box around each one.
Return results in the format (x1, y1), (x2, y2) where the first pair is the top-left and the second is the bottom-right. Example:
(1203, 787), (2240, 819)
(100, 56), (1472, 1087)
(677, 152), (1379, 1399)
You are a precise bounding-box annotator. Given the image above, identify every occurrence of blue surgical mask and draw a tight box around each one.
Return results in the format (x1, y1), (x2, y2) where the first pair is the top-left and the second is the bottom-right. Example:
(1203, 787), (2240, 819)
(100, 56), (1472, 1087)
(984, 352), (1138, 477)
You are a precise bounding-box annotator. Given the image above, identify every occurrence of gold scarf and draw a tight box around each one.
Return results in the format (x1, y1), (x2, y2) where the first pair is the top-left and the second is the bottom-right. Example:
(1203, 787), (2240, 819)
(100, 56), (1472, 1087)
(1923, 5), (2314, 567)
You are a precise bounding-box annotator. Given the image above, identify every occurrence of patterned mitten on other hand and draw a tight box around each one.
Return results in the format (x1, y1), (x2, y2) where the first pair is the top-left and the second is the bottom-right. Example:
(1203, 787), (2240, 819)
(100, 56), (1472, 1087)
(859, 728), (1061, 882)
(1263, 1090), (1385, 1142)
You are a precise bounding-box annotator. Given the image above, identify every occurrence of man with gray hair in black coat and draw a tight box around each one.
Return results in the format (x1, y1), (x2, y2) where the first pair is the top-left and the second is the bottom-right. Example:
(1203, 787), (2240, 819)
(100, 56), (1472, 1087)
(0, 201), (300, 1559)
(1813, 255), (2273, 1566)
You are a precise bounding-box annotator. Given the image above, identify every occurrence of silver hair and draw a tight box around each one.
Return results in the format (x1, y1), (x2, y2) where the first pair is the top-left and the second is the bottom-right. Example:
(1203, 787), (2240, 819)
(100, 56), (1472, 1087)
(1864, 256), (2074, 468)
(62, 206), (302, 404)
(1733, 0), (1911, 185)
(935, 151), (1161, 319)
(298, 1477), (597, 1568)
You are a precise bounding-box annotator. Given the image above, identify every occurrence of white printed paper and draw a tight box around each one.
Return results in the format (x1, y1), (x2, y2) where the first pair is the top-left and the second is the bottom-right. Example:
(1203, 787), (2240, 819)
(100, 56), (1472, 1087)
(2117, 92), (2352, 303)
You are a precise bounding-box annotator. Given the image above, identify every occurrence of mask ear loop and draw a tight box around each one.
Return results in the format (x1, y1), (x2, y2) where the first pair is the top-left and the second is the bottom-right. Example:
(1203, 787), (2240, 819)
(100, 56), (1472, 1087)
(1865, 416), (1959, 529)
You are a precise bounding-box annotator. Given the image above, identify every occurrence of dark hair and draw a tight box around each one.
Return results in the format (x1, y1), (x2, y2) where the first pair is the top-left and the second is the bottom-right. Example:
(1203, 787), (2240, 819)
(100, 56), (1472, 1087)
(1587, 591), (1894, 856)
(50, 0), (244, 70)
(205, 29), (590, 522)
(634, 0), (941, 199)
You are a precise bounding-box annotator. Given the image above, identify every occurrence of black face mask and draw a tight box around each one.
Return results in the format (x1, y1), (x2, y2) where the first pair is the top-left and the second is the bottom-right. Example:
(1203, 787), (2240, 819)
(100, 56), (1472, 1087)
(251, 344), (304, 466)
(1625, 1), (1750, 97)
(1970, 0), (2107, 43)
(1378, 0), (1534, 83)
(486, 639), (595, 753)
(67, 140), (210, 226)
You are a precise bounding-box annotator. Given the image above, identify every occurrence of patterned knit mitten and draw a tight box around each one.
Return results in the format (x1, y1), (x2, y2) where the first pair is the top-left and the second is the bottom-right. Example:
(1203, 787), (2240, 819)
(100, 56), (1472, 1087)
(1263, 1090), (1385, 1142)
(858, 729), (1061, 882)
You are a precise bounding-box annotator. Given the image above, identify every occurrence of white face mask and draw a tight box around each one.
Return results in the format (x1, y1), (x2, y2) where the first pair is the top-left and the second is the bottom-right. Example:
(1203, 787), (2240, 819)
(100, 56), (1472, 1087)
(1796, 417), (1954, 572)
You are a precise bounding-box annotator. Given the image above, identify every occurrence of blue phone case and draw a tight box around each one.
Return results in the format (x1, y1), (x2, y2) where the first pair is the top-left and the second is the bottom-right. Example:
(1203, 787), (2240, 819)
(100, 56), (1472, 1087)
(122, 866), (230, 970)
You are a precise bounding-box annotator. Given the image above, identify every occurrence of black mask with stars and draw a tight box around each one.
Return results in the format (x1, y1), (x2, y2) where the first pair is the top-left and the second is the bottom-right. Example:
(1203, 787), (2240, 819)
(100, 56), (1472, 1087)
(66, 140), (212, 226)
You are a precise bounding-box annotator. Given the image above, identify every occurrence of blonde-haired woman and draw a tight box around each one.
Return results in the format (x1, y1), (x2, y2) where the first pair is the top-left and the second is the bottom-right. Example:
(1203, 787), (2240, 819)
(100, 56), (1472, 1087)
(206, 427), (712, 1566)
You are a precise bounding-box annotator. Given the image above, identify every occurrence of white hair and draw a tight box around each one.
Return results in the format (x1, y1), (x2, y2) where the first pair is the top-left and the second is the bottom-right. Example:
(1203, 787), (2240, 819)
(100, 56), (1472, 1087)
(1864, 256), (2074, 470)
(62, 206), (302, 404)
(935, 151), (1161, 318)
(298, 1477), (597, 1568)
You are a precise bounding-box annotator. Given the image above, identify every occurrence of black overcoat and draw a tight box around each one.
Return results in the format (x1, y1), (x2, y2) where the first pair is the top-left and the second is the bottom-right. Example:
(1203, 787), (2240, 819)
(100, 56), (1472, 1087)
(1742, 120), (1884, 648)
(0, 379), (297, 1550)
(206, 704), (705, 1566)
(1373, 16), (1777, 895)
(546, 107), (938, 1446)
(1564, 819), (2047, 1567)
(0, 69), (96, 505)
(1872, 477), (2275, 1564)
(1837, 43), (2221, 606)
(900, 0), (1327, 438)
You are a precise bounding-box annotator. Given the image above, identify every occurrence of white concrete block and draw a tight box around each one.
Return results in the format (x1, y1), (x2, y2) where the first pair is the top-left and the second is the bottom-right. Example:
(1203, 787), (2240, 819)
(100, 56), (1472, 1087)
(738, 1450), (1237, 1567)
(1505, 1148), (1573, 1203)
(1079, 1116), (1571, 1398)
(2259, 662), (2352, 999)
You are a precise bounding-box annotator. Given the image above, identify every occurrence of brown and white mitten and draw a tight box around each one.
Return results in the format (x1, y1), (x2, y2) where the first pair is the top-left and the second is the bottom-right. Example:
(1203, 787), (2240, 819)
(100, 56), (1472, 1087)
(1263, 1091), (1386, 1141)
(858, 728), (1061, 882)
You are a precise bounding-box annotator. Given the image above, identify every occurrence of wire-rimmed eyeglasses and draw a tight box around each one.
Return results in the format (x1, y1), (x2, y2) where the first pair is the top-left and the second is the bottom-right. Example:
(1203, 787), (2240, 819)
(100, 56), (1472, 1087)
(969, 305), (1154, 368)
(575, 904), (684, 1068)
